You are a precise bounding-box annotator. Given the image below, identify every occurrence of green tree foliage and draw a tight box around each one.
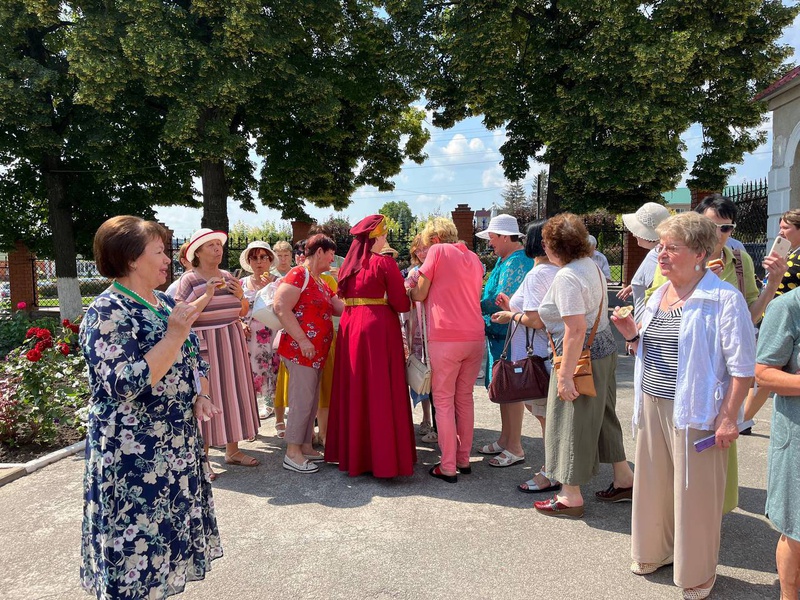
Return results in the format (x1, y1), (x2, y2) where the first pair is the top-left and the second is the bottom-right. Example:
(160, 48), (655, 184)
(227, 220), (292, 247)
(379, 200), (415, 233)
(0, 1), (193, 317)
(426, 0), (798, 214)
(501, 180), (536, 224)
(69, 0), (432, 229)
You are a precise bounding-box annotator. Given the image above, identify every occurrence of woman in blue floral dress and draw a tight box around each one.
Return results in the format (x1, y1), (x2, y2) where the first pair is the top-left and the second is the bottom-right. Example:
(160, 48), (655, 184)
(79, 216), (223, 599)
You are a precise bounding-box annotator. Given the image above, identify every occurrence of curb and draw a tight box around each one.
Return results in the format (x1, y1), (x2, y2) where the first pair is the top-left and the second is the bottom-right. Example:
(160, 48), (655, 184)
(0, 439), (86, 488)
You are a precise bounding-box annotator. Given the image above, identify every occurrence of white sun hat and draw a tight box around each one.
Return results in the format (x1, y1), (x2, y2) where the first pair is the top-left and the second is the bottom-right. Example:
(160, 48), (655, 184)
(239, 241), (275, 273)
(621, 203), (671, 242)
(475, 214), (522, 239)
(186, 228), (228, 262)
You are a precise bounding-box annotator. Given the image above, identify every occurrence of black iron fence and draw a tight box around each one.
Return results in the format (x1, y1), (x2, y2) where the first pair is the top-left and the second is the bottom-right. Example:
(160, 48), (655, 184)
(723, 179), (769, 278)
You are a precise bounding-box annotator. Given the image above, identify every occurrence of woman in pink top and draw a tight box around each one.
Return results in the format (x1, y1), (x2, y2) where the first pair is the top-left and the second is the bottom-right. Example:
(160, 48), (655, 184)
(409, 217), (485, 482)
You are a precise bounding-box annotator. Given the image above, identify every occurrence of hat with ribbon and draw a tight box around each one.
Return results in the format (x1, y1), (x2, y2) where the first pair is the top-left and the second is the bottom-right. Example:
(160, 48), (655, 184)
(239, 241), (275, 273)
(186, 228), (228, 262)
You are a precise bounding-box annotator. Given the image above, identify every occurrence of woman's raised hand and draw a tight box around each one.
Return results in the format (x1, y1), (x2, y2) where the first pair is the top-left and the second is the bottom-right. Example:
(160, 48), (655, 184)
(167, 302), (200, 339)
(610, 306), (637, 340)
(616, 285), (633, 300)
(491, 311), (513, 325)
(226, 277), (245, 300)
(205, 276), (225, 297)
(495, 293), (511, 311)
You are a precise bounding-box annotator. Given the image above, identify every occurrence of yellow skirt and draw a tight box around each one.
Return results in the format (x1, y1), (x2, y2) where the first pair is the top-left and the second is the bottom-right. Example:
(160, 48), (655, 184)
(273, 334), (336, 409)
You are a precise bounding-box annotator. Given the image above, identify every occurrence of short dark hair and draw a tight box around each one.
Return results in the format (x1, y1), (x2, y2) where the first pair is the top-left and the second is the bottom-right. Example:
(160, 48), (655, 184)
(305, 234), (336, 256)
(93, 216), (169, 278)
(695, 193), (736, 222)
(294, 240), (307, 256)
(524, 220), (547, 258)
(542, 213), (591, 263)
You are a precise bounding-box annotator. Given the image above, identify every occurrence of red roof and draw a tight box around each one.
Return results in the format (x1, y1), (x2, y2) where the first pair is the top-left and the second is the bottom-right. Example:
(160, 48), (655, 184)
(755, 65), (800, 101)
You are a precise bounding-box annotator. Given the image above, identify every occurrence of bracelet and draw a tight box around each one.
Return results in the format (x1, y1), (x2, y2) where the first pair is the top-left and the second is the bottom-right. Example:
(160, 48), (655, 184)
(625, 334), (640, 343)
(197, 393), (211, 401)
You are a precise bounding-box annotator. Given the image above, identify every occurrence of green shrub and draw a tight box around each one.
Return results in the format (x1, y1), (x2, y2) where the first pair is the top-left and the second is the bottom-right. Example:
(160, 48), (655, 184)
(0, 307), (60, 359)
(0, 317), (89, 446)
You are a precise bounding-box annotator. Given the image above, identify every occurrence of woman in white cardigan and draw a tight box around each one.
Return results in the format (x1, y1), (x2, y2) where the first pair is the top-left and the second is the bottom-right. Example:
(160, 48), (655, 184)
(612, 212), (755, 600)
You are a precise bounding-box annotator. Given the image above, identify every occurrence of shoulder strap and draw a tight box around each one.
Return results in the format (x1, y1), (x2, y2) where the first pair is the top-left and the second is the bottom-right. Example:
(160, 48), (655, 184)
(585, 266), (604, 349)
(732, 249), (745, 295)
(419, 302), (429, 364)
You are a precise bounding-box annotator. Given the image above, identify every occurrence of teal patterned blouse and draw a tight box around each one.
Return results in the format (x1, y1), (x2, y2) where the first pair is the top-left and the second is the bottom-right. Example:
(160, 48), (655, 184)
(480, 249), (534, 338)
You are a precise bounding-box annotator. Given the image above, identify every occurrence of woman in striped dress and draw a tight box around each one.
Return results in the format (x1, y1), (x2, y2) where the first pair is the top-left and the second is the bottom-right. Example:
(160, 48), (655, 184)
(176, 228), (260, 479)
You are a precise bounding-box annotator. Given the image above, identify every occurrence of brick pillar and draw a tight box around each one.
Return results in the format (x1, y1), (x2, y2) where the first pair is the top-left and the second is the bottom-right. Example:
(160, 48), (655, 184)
(690, 188), (720, 211)
(451, 204), (475, 251)
(9, 241), (37, 311)
(622, 233), (650, 285)
(291, 221), (312, 245)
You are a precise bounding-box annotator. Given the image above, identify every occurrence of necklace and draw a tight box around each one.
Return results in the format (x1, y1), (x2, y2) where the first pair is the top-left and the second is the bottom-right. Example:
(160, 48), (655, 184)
(666, 278), (702, 309)
(113, 280), (197, 358)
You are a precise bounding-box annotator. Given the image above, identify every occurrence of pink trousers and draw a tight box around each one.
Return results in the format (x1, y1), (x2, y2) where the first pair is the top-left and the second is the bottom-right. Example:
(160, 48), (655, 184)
(428, 340), (485, 474)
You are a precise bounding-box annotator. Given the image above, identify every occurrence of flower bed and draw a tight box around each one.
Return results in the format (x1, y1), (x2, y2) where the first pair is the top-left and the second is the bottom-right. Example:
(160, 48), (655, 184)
(0, 303), (88, 463)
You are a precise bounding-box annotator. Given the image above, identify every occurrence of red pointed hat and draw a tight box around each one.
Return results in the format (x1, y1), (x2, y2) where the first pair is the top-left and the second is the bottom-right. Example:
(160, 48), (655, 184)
(338, 215), (388, 295)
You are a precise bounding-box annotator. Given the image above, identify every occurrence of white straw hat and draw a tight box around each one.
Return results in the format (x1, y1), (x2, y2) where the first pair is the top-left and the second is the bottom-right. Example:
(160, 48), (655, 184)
(475, 214), (522, 239)
(186, 228), (228, 262)
(621, 203), (670, 242)
(239, 241), (275, 273)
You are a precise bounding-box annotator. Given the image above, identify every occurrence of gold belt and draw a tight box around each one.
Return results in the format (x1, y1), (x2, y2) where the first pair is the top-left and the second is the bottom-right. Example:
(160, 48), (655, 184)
(344, 297), (388, 306)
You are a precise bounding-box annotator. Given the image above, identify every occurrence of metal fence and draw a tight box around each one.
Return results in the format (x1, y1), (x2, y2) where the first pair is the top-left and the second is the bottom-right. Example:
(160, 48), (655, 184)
(723, 179), (769, 278)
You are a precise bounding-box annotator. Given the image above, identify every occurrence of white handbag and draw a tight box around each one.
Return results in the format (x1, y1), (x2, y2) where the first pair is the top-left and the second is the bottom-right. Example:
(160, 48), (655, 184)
(406, 303), (432, 395)
(252, 268), (309, 331)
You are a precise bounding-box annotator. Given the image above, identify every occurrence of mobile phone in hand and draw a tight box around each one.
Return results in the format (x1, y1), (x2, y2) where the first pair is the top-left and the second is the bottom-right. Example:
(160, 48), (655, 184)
(769, 236), (792, 260)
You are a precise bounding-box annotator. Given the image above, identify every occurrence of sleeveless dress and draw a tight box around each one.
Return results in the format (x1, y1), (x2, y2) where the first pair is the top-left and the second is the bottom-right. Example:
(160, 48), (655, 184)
(240, 275), (280, 403)
(176, 271), (259, 445)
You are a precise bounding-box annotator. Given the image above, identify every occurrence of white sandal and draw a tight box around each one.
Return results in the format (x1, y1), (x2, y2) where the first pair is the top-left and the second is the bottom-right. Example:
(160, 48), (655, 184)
(477, 441), (504, 455)
(487, 449), (525, 468)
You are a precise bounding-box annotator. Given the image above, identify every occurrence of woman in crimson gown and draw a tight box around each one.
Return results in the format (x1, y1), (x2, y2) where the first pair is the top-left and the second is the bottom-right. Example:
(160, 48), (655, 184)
(325, 215), (416, 477)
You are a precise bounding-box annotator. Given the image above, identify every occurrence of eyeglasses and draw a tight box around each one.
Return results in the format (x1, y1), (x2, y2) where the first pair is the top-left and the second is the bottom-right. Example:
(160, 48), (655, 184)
(715, 223), (736, 233)
(251, 254), (271, 261)
(654, 243), (689, 255)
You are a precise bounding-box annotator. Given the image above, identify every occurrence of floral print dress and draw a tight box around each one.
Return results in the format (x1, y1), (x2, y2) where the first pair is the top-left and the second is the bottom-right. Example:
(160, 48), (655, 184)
(240, 275), (280, 403)
(79, 289), (222, 600)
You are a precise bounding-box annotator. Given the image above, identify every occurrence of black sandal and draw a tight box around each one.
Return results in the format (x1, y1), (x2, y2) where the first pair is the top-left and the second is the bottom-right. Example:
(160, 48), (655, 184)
(429, 465), (457, 483)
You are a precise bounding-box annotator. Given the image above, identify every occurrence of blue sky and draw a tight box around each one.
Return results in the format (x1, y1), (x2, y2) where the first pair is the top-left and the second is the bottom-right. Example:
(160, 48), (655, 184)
(156, 15), (800, 237)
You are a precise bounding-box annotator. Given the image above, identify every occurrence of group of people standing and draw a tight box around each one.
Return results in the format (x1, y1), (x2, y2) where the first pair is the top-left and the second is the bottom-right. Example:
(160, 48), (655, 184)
(76, 201), (800, 600)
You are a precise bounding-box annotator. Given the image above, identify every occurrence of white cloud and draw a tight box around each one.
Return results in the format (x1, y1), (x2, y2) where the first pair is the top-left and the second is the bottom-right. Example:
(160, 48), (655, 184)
(431, 168), (456, 182)
(482, 165), (507, 189)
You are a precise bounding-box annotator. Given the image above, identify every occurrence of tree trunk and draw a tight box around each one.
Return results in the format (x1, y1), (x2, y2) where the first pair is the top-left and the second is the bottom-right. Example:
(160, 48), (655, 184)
(42, 154), (82, 320)
(545, 158), (565, 218)
(200, 159), (230, 267)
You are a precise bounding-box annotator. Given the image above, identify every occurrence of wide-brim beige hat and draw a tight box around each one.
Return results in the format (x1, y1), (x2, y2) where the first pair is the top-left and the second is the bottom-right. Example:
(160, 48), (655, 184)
(239, 241), (275, 273)
(622, 203), (671, 242)
(475, 214), (522, 239)
(186, 228), (228, 262)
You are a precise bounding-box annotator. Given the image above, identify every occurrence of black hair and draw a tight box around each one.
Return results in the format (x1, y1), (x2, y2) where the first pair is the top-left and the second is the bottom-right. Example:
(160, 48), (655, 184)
(524, 219), (547, 258)
(695, 193), (736, 222)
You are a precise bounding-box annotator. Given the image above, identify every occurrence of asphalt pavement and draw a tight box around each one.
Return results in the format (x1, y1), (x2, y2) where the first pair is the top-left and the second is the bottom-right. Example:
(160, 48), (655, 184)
(0, 337), (781, 600)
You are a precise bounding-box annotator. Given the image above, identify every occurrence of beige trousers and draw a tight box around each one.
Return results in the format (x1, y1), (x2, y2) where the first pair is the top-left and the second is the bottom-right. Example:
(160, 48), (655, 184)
(631, 393), (728, 588)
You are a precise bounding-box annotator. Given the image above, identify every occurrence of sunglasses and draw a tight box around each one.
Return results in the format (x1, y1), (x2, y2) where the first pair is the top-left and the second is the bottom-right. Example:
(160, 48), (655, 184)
(715, 223), (736, 233)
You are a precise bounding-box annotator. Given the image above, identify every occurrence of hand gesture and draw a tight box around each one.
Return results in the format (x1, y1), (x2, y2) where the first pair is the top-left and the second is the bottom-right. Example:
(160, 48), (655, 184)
(205, 276), (225, 297)
(713, 413), (739, 449)
(616, 285), (633, 300)
(491, 311), (513, 325)
(495, 293), (511, 311)
(226, 277), (245, 300)
(166, 302), (200, 339)
(194, 395), (222, 422)
(763, 252), (788, 285)
(610, 306), (637, 340)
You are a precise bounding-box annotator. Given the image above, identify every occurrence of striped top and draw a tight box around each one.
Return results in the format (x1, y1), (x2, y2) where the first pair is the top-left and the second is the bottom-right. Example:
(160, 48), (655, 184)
(641, 306), (683, 400)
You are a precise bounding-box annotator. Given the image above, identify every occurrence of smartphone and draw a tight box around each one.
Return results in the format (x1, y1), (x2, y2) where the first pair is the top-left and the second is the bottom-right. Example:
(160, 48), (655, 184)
(769, 236), (792, 259)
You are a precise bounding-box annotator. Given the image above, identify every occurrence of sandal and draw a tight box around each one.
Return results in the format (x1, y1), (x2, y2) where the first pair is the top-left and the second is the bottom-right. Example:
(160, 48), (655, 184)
(518, 471), (561, 493)
(477, 441), (504, 455)
(682, 575), (716, 600)
(259, 406), (275, 420)
(631, 556), (673, 575)
(224, 450), (260, 467)
(275, 421), (286, 439)
(487, 449), (525, 468)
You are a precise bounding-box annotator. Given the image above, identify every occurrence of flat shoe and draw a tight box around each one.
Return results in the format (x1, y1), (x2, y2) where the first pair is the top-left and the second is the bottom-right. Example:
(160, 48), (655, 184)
(534, 496), (584, 519)
(224, 451), (260, 467)
(488, 449), (525, 468)
(282, 456), (319, 473)
(477, 441), (504, 455)
(421, 431), (438, 443)
(595, 482), (633, 503)
(303, 452), (325, 463)
(682, 575), (716, 600)
(631, 556), (674, 575)
(429, 465), (457, 483)
(518, 474), (562, 494)
(457, 465), (472, 474)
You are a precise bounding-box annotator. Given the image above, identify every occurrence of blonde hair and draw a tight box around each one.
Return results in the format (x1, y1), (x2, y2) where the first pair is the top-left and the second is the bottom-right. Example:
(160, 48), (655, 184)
(655, 212), (716, 260)
(781, 208), (800, 230)
(272, 240), (292, 253)
(421, 217), (459, 246)
(409, 234), (423, 266)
